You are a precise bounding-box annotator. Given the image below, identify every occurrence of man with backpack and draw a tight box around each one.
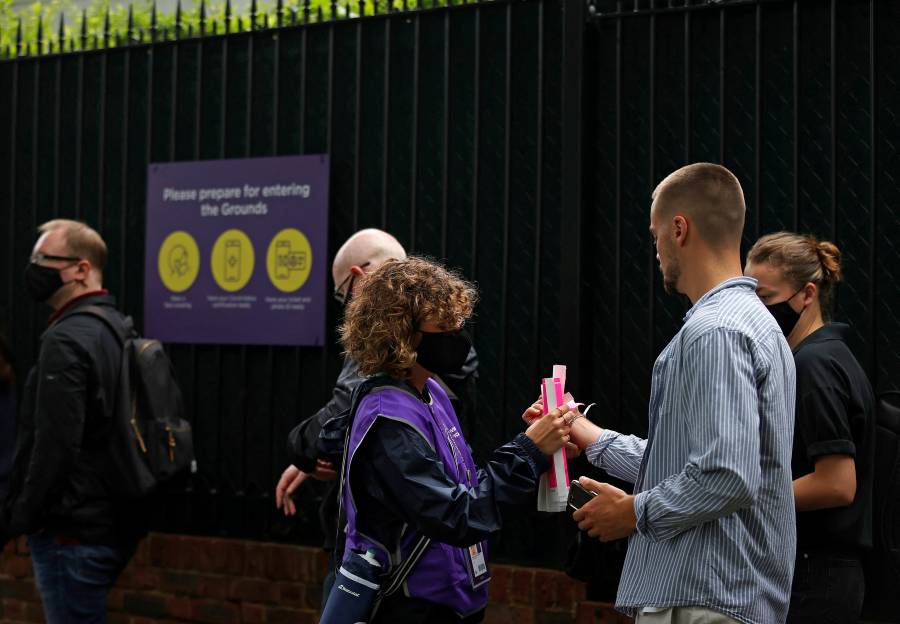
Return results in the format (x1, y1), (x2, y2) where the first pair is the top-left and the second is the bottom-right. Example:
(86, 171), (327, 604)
(2, 219), (147, 623)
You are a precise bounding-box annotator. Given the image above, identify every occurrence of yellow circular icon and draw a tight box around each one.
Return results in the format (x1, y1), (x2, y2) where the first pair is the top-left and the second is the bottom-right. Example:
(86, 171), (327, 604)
(158, 231), (200, 293)
(211, 229), (255, 292)
(267, 228), (313, 293)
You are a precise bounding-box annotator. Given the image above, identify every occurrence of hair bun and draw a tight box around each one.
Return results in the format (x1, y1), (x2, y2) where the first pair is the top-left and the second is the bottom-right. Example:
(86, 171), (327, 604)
(816, 240), (843, 284)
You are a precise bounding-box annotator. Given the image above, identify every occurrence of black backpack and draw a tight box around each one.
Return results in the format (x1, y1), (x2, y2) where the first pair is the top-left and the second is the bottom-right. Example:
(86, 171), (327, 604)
(68, 305), (194, 498)
(864, 391), (900, 618)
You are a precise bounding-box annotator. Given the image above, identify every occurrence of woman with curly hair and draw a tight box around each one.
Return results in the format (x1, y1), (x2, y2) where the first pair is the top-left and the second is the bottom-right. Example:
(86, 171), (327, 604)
(336, 256), (571, 623)
(745, 232), (875, 624)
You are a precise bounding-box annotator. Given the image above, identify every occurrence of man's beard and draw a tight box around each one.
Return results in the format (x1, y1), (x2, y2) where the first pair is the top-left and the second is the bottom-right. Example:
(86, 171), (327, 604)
(662, 256), (681, 295)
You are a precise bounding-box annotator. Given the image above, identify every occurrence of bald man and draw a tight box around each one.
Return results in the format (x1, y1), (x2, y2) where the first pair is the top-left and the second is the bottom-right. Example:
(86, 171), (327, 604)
(274, 229), (479, 605)
(330, 228), (406, 303)
(568, 164), (796, 624)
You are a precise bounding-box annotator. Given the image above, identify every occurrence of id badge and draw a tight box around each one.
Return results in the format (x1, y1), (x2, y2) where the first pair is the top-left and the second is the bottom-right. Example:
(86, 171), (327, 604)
(466, 541), (491, 589)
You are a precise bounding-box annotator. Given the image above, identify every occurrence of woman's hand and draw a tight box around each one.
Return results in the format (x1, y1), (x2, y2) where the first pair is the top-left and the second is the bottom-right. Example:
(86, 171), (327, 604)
(525, 405), (571, 455)
(521, 400), (543, 425)
(525, 400), (589, 457)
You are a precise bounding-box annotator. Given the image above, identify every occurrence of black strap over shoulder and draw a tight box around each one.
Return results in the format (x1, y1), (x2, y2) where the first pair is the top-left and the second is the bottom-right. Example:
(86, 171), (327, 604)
(54, 304), (134, 346)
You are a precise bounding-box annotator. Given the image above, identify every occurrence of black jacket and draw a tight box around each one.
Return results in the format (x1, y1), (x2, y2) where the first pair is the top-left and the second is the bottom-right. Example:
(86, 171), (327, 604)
(354, 419), (547, 551)
(3, 293), (143, 544)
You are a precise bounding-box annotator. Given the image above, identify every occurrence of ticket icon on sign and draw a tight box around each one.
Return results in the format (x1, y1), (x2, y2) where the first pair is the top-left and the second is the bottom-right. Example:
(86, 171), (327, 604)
(267, 228), (313, 293)
(275, 241), (308, 280)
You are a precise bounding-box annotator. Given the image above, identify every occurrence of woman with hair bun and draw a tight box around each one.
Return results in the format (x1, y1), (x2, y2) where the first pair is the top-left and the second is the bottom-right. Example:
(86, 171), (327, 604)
(333, 256), (571, 623)
(746, 232), (875, 624)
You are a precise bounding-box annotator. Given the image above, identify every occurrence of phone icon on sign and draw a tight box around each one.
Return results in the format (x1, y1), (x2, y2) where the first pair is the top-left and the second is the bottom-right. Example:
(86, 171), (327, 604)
(224, 240), (241, 283)
(275, 240), (291, 280)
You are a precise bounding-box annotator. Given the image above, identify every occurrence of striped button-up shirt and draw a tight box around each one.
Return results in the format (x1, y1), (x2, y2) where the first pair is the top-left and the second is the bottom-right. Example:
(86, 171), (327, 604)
(587, 277), (796, 624)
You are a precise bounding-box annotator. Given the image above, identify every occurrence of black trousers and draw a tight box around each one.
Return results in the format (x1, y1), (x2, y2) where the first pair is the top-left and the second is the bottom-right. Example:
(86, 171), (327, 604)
(373, 594), (485, 624)
(787, 547), (865, 624)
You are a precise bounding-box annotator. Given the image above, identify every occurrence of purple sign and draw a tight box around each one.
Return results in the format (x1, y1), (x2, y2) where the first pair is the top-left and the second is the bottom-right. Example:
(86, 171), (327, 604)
(143, 155), (330, 346)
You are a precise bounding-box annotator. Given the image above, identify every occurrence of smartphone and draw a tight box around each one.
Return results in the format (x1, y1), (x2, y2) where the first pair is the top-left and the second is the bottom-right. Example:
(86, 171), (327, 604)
(567, 479), (597, 510)
(275, 240), (291, 280)
(225, 240), (241, 283)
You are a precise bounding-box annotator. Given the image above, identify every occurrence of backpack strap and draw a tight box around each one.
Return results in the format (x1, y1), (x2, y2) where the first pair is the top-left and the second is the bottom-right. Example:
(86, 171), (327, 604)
(54, 304), (133, 346)
(366, 533), (431, 619)
(378, 534), (430, 597)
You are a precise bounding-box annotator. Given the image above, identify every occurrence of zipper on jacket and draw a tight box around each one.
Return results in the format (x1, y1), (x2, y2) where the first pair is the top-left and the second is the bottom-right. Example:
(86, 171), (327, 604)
(166, 425), (176, 462)
(130, 400), (148, 454)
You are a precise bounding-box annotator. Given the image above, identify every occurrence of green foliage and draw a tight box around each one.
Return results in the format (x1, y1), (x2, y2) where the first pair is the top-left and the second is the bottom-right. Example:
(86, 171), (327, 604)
(0, 0), (450, 56)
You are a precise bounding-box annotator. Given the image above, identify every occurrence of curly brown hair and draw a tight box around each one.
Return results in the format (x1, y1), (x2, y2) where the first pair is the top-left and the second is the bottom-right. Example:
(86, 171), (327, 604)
(339, 256), (478, 379)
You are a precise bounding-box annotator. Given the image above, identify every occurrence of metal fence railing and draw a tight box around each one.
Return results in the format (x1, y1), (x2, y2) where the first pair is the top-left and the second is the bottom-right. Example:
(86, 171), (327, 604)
(0, 0), (574, 566)
(578, 0), (899, 614)
(1, 0), (898, 609)
(581, 0), (898, 446)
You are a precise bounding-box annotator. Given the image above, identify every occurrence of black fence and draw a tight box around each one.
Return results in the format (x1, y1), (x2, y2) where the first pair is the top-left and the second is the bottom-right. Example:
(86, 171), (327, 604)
(1, 0), (898, 607)
(580, 0), (900, 435)
(577, 0), (900, 613)
(0, 0), (574, 565)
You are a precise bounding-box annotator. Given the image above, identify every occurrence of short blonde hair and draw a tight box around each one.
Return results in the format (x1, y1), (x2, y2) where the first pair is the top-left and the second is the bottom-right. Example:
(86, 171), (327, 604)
(339, 257), (477, 379)
(653, 163), (746, 248)
(39, 219), (107, 272)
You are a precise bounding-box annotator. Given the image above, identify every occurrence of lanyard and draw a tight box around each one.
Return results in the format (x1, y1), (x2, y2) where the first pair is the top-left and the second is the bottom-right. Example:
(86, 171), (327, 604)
(441, 419), (472, 487)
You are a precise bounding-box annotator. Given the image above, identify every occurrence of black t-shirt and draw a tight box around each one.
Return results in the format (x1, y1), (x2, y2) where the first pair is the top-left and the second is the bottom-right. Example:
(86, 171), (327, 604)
(792, 323), (876, 552)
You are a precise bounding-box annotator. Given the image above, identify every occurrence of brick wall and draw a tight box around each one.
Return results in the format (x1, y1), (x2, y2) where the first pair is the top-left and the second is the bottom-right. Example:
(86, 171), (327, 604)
(0, 533), (629, 624)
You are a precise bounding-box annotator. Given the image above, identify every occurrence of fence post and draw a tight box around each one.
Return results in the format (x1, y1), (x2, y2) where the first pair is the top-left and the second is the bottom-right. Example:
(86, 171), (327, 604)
(560, 0), (586, 388)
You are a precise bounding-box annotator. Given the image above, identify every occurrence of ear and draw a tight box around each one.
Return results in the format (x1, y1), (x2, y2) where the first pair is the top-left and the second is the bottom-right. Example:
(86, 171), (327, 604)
(672, 215), (689, 247)
(801, 281), (818, 307)
(73, 259), (92, 280)
(349, 264), (367, 277)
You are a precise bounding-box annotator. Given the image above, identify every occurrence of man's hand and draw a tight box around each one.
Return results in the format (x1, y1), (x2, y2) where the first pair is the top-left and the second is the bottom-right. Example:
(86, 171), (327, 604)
(275, 465), (310, 516)
(571, 476), (637, 542)
(312, 459), (338, 482)
(569, 416), (603, 450)
(527, 401), (602, 453)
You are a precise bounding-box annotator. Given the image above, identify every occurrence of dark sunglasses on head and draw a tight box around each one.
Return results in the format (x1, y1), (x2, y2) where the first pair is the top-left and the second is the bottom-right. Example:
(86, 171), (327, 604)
(30, 252), (80, 264)
(333, 261), (371, 304)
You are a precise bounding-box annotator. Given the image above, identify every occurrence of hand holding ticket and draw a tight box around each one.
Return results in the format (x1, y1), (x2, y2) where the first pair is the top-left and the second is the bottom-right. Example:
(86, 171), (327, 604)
(524, 404), (570, 455)
(536, 365), (582, 512)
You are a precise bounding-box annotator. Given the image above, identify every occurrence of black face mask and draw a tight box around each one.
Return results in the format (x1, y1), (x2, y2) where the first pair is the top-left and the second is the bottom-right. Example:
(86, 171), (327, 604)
(24, 263), (68, 302)
(415, 327), (472, 375)
(765, 290), (803, 337)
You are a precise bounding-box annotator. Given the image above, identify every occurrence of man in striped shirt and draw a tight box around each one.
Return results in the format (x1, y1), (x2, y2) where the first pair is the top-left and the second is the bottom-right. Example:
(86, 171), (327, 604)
(570, 163), (796, 624)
